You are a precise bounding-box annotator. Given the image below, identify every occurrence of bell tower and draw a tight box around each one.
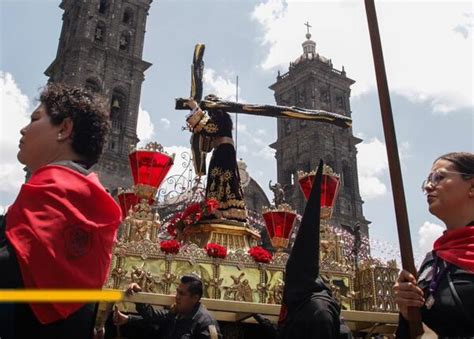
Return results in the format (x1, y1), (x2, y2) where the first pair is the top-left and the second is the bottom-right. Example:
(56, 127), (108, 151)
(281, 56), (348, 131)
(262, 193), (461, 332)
(269, 26), (370, 236)
(45, 0), (153, 190)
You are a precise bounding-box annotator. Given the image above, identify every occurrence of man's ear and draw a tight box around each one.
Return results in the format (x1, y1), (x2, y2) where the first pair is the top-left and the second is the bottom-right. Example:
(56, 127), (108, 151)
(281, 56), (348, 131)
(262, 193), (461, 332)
(192, 294), (200, 304)
(59, 117), (74, 140)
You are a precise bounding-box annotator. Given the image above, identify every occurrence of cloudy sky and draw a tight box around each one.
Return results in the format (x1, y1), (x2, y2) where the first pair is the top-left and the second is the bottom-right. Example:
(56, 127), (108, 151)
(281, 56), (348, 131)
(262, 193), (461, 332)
(1, 0), (472, 265)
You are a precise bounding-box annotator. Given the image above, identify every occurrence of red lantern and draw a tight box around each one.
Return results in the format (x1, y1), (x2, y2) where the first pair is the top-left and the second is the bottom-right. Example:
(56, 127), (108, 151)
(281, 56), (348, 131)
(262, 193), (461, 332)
(117, 189), (155, 219)
(129, 142), (174, 199)
(297, 165), (340, 219)
(262, 204), (298, 251)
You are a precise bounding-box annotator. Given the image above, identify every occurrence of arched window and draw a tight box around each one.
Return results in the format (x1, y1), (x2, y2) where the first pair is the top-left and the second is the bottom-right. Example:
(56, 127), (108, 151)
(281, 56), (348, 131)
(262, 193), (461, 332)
(99, 0), (108, 15)
(122, 8), (134, 25)
(324, 155), (335, 172)
(320, 87), (330, 104)
(85, 78), (100, 93)
(119, 31), (131, 52)
(343, 165), (352, 190)
(94, 22), (106, 43)
(336, 95), (345, 109)
(283, 170), (292, 186)
(110, 89), (127, 131)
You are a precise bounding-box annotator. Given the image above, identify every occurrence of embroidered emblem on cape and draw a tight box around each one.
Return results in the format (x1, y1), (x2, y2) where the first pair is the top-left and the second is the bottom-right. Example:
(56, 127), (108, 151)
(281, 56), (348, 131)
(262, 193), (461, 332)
(64, 225), (91, 259)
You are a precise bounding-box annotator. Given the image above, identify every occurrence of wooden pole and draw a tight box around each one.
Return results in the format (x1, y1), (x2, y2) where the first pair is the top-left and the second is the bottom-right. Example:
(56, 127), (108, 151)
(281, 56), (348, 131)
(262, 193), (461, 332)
(364, 1), (423, 337)
(235, 75), (239, 152)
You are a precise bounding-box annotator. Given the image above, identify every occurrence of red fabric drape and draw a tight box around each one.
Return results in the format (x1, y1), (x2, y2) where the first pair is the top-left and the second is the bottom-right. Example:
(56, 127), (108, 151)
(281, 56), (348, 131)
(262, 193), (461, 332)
(433, 225), (474, 273)
(6, 165), (122, 324)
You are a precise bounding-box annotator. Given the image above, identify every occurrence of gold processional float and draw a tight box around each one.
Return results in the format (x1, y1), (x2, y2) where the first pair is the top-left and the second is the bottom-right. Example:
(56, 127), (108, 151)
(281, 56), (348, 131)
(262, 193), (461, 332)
(96, 142), (400, 337)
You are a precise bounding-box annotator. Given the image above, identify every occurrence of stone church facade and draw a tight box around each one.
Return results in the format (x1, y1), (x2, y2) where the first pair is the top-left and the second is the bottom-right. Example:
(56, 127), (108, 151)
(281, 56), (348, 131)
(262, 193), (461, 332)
(269, 31), (370, 236)
(45, 0), (153, 191)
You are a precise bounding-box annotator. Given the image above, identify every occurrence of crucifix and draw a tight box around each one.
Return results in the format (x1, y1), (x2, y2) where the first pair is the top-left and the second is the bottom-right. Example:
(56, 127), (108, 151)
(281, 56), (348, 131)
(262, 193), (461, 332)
(175, 44), (351, 222)
(304, 21), (312, 35)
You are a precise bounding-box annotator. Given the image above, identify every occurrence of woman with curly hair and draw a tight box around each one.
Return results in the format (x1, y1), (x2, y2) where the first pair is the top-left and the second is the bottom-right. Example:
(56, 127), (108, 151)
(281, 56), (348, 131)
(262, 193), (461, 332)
(394, 152), (474, 337)
(0, 83), (122, 338)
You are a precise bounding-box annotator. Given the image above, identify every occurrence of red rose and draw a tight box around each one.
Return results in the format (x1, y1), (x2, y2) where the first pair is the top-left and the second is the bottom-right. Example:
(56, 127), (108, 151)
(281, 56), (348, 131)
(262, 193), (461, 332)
(248, 246), (273, 263)
(166, 199), (219, 236)
(182, 203), (201, 219)
(167, 224), (177, 237)
(204, 243), (227, 259)
(166, 212), (183, 236)
(194, 211), (202, 221)
(205, 199), (219, 213)
(160, 240), (180, 254)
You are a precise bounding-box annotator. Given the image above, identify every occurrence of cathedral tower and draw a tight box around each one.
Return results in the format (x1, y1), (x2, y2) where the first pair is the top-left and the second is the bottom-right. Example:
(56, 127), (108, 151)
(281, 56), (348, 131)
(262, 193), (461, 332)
(45, 0), (152, 190)
(269, 27), (369, 235)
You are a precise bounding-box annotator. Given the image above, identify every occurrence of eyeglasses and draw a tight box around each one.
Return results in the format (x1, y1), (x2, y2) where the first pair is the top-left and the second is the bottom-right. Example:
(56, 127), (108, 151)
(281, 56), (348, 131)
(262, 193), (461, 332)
(421, 170), (472, 193)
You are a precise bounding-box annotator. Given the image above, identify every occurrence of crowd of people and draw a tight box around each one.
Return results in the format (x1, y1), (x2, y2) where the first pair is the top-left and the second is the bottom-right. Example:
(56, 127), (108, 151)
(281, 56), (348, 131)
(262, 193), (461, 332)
(0, 83), (472, 338)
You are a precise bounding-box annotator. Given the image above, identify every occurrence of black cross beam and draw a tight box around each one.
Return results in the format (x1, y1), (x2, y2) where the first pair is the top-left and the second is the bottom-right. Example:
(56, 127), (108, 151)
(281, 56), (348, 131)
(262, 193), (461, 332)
(176, 44), (352, 129)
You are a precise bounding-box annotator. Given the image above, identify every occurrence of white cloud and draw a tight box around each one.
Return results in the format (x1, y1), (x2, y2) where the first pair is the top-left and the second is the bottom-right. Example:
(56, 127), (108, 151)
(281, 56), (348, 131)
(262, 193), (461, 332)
(453, 12), (473, 39)
(418, 221), (444, 257)
(356, 137), (388, 200)
(0, 71), (30, 206)
(253, 145), (275, 160)
(251, 1), (473, 113)
(160, 118), (170, 129)
(203, 68), (244, 102)
(236, 122), (248, 133)
(235, 122), (275, 160)
(356, 137), (411, 200)
(358, 176), (387, 199)
(137, 106), (155, 146)
(357, 138), (388, 177)
(237, 144), (248, 154)
(237, 122), (266, 147)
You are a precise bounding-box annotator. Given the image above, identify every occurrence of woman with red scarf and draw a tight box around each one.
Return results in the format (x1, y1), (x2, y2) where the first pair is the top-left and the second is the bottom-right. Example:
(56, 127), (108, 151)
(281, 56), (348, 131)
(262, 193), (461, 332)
(0, 84), (122, 338)
(394, 152), (474, 337)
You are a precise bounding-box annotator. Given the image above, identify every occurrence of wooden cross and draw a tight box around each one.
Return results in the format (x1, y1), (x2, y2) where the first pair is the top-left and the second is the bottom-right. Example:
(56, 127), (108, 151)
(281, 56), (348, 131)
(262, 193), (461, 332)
(176, 46), (351, 127)
(175, 44), (352, 174)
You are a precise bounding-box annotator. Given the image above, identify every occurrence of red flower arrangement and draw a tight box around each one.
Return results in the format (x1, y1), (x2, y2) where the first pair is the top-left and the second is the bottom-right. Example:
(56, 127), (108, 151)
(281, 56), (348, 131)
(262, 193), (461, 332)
(160, 239), (180, 254)
(248, 246), (273, 263)
(167, 198), (219, 237)
(204, 243), (227, 259)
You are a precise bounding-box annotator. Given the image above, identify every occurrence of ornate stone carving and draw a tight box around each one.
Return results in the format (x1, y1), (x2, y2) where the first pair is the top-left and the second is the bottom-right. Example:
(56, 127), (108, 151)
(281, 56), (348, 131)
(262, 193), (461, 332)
(224, 272), (253, 302)
(110, 265), (127, 289)
(144, 271), (159, 293)
(130, 265), (146, 288)
(268, 181), (286, 207)
(267, 279), (284, 304)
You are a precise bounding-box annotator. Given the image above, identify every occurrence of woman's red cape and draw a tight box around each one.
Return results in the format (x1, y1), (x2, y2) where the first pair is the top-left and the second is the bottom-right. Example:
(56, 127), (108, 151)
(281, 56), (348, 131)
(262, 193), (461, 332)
(6, 165), (122, 324)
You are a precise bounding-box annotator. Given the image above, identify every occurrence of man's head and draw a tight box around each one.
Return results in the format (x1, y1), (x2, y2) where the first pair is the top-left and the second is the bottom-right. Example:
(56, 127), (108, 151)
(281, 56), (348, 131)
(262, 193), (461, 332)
(175, 275), (203, 315)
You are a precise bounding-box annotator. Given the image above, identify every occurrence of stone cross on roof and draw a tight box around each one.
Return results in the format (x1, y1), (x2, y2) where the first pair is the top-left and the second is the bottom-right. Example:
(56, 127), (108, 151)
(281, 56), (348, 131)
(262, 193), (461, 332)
(304, 21), (312, 35)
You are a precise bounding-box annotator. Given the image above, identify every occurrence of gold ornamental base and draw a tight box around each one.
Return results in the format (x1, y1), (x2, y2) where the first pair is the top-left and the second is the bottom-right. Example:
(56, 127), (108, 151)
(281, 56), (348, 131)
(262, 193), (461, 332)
(182, 219), (261, 250)
(270, 237), (289, 251)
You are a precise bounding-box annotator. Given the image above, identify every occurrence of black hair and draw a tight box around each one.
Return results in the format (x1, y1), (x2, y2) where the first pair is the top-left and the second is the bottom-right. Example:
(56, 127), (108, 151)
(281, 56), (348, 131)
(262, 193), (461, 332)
(181, 275), (203, 299)
(39, 83), (110, 168)
(436, 152), (474, 178)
